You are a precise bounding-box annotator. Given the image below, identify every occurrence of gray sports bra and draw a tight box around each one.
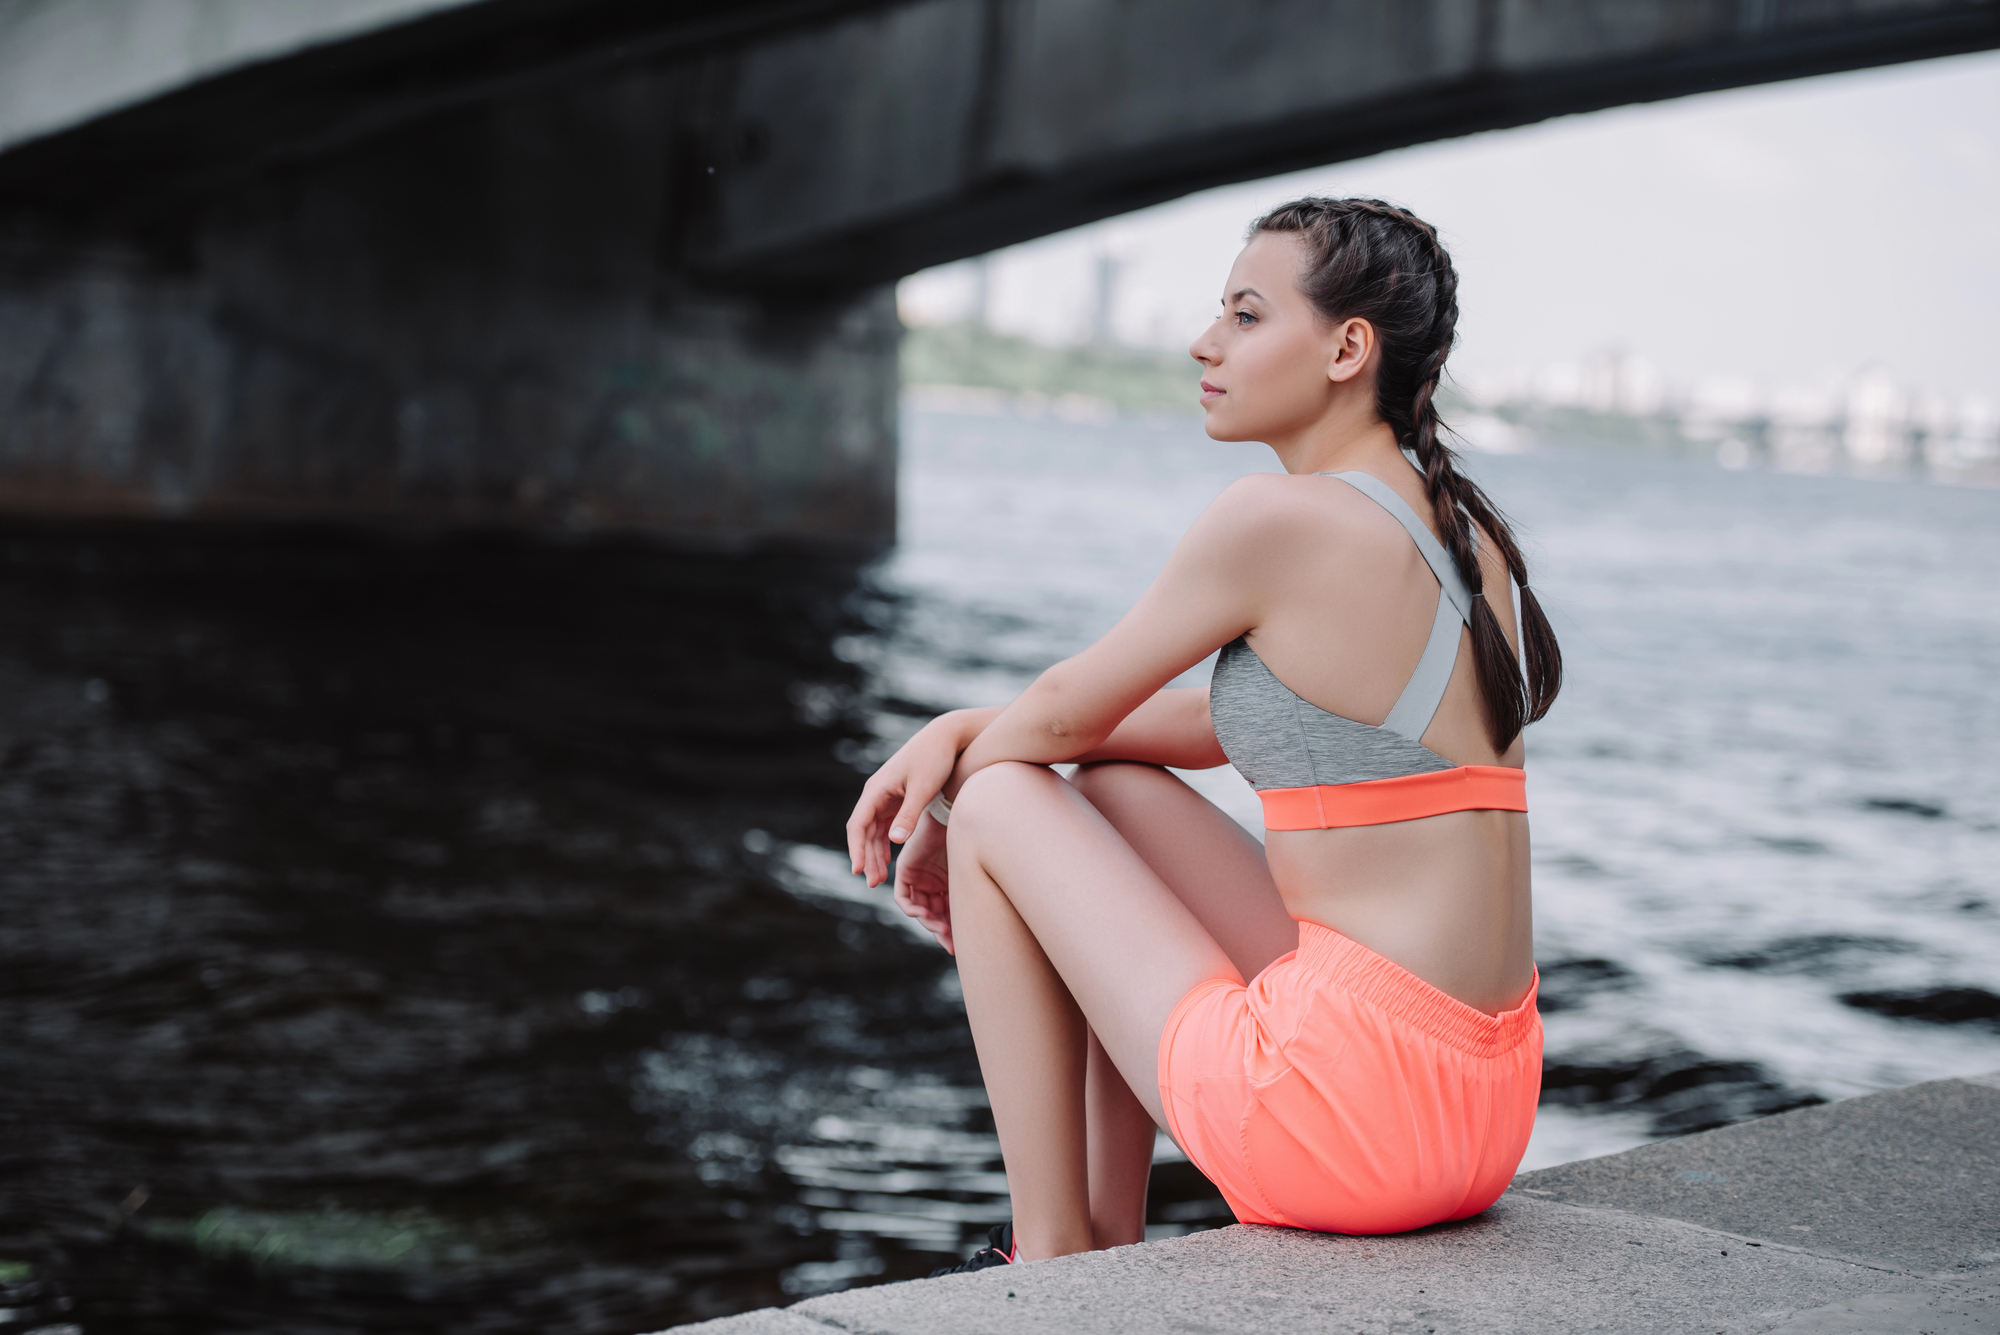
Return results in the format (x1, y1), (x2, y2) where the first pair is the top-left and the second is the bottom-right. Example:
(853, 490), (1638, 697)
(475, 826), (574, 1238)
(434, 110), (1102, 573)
(1209, 470), (1509, 792)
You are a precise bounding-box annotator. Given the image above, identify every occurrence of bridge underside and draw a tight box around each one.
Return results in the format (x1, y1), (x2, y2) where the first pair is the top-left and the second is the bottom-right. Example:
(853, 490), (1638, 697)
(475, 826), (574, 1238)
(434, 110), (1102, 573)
(0, 0), (1994, 541)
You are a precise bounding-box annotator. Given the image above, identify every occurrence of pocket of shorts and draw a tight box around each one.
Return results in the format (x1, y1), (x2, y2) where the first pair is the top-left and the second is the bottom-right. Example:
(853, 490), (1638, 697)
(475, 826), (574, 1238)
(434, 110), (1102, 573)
(1233, 1067), (1313, 1228)
(1256, 978), (1353, 1085)
(1235, 995), (1362, 1230)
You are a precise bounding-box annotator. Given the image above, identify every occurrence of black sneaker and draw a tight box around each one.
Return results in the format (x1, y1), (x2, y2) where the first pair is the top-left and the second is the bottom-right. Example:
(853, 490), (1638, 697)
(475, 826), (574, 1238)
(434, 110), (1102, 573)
(927, 1222), (1017, 1278)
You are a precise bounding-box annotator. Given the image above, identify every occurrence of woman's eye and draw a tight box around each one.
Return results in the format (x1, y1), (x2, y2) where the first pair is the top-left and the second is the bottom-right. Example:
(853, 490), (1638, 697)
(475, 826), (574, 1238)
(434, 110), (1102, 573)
(1234, 310), (1257, 327)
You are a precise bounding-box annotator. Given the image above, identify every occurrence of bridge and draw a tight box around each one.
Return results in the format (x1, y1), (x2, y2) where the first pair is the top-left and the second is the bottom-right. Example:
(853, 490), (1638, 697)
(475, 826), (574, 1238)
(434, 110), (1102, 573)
(2, 0), (1995, 543)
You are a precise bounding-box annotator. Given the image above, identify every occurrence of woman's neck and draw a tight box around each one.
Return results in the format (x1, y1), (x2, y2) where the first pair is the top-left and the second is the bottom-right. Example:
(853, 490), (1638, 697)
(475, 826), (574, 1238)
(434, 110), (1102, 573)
(1268, 413), (1405, 477)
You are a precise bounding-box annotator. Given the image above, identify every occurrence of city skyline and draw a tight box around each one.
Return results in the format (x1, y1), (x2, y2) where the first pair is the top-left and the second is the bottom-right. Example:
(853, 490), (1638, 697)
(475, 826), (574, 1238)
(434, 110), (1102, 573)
(898, 47), (2000, 414)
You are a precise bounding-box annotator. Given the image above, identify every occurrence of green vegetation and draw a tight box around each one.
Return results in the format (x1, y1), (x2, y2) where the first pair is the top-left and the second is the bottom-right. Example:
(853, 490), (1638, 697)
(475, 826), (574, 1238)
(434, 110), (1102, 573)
(901, 321), (1697, 449)
(1487, 401), (1693, 450)
(141, 1206), (490, 1272)
(901, 321), (1200, 415)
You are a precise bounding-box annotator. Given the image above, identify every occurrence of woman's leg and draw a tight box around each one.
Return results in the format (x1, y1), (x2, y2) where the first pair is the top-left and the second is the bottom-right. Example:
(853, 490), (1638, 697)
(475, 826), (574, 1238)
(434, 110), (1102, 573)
(1084, 1027), (1154, 1248)
(1066, 761), (1299, 1246)
(1067, 762), (1297, 981)
(947, 761), (1245, 1260)
(952, 867), (1094, 1256)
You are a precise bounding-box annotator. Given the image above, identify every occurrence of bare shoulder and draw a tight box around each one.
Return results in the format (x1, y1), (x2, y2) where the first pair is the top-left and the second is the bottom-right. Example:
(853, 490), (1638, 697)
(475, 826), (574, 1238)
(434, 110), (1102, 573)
(1189, 471), (1393, 558)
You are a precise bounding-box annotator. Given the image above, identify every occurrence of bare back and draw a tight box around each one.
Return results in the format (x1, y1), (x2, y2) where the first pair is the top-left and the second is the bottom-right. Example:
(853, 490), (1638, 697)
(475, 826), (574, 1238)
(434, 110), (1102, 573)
(1229, 465), (1533, 1014)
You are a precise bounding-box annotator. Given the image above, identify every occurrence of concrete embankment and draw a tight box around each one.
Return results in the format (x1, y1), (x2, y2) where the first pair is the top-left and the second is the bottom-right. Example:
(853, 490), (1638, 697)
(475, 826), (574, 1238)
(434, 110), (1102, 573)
(660, 1070), (2000, 1335)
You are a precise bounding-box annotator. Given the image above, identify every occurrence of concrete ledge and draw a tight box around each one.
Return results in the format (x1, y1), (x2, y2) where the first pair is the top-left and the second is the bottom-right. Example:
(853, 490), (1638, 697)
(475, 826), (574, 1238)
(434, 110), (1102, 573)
(660, 1072), (2000, 1335)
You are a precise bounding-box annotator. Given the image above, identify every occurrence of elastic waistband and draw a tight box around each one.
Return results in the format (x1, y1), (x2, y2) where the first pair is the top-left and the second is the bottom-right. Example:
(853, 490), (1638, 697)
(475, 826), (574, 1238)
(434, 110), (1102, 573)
(1258, 765), (1527, 831)
(1290, 921), (1540, 1058)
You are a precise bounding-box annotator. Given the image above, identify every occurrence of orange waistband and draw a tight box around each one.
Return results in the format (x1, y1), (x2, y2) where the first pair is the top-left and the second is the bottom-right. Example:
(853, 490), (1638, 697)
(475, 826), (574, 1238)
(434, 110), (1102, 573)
(1290, 921), (1541, 1056)
(1257, 765), (1527, 830)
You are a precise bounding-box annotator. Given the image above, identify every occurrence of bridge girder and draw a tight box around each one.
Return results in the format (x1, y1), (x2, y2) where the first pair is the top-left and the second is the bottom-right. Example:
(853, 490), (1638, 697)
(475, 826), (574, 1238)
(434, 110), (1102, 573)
(7, 0), (1995, 289)
(0, 0), (1992, 539)
(698, 0), (2000, 290)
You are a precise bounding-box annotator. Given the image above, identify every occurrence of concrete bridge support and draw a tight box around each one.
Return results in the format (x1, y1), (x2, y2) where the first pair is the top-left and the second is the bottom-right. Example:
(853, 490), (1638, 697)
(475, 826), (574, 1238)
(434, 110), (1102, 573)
(0, 52), (898, 540)
(1, 0), (1996, 542)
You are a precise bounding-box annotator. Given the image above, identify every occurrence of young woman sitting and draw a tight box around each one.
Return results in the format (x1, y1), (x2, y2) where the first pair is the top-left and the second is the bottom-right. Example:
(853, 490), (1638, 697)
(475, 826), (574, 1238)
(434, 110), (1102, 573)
(847, 196), (1562, 1270)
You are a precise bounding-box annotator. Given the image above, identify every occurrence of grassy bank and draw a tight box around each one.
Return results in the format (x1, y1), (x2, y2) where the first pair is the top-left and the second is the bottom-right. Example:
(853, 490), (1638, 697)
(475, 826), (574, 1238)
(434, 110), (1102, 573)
(900, 320), (1700, 451)
(901, 321), (1199, 416)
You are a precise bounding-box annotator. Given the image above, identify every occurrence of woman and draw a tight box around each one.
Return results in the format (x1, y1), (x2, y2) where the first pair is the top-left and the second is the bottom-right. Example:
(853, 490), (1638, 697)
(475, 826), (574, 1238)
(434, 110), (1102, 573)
(845, 197), (1561, 1271)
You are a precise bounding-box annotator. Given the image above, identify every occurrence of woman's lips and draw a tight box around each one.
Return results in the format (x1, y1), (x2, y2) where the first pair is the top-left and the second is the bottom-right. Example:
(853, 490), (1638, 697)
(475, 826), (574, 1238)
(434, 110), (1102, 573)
(1199, 380), (1224, 402)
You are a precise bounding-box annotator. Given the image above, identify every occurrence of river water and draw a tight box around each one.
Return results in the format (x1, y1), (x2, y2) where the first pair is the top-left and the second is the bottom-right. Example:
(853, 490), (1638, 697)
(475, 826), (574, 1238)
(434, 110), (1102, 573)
(2, 406), (1996, 1333)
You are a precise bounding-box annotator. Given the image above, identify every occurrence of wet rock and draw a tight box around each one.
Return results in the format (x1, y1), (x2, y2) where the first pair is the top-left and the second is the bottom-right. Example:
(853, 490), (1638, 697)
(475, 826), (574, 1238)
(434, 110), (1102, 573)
(1540, 1048), (1823, 1136)
(1839, 987), (2000, 1032)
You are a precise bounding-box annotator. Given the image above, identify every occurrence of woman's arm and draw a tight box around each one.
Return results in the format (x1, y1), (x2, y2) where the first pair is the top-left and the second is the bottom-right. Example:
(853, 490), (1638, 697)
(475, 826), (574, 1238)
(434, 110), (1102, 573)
(848, 474), (1309, 881)
(878, 687), (1219, 948)
(1069, 688), (1226, 770)
(944, 474), (1301, 798)
(846, 706), (997, 886)
(946, 691), (1225, 772)
(847, 689), (1213, 886)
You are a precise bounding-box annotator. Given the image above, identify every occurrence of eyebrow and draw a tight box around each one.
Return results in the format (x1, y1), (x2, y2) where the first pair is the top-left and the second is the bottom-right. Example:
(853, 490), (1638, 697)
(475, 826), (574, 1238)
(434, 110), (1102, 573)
(1228, 287), (1264, 303)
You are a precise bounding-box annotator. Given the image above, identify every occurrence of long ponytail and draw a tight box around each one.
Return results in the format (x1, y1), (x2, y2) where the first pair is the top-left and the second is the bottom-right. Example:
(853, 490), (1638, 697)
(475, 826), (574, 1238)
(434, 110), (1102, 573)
(1251, 198), (1561, 750)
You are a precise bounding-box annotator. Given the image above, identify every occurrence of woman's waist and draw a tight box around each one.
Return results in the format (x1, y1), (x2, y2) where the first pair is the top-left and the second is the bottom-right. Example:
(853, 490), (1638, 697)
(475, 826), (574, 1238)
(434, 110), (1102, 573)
(1257, 918), (1540, 1053)
(1267, 825), (1533, 1017)
(1265, 806), (1528, 887)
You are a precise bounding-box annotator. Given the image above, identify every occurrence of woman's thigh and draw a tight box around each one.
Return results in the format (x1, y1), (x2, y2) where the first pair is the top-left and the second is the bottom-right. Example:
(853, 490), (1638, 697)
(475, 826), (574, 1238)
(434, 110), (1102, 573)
(1067, 762), (1297, 981)
(947, 762), (1243, 1128)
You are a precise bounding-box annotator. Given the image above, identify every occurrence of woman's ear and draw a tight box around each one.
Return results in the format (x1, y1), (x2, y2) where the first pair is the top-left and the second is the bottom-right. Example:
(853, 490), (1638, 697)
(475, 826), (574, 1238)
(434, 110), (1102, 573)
(1325, 317), (1375, 384)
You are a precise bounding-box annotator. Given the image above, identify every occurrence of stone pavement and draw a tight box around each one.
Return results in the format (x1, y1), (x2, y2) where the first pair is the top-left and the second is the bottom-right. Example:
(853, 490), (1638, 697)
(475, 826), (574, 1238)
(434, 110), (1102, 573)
(659, 1071), (2000, 1334)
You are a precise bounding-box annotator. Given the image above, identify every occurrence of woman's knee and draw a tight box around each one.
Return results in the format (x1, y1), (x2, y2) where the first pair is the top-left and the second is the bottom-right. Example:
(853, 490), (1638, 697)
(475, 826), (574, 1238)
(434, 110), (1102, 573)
(951, 760), (1059, 834)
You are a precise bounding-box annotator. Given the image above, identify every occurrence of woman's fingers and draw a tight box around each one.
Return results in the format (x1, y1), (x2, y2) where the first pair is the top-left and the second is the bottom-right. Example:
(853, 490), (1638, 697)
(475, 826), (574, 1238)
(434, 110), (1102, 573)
(849, 722), (962, 879)
(921, 906), (951, 953)
(889, 743), (958, 845)
(887, 764), (945, 844)
(888, 791), (926, 845)
(889, 820), (954, 947)
(847, 816), (865, 880)
(917, 886), (953, 954)
(847, 766), (907, 881)
(892, 862), (952, 952)
(854, 796), (899, 887)
(845, 776), (884, 875)
(900, 892), (948, 949)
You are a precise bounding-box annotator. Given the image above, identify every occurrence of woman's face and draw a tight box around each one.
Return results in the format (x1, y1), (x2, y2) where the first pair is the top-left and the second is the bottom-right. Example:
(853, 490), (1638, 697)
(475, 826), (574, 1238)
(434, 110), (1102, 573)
(1189, 230), (1365, 443)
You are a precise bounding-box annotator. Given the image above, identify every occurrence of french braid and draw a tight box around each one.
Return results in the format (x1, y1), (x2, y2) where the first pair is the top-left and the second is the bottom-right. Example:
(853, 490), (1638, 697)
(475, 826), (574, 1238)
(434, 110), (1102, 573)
(1251, 198), (1562, 750)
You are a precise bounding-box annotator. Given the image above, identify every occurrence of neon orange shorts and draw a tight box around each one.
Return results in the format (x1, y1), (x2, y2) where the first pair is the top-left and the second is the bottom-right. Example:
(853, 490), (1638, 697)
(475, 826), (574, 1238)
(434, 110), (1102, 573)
(1157, 921), (1542, 1235)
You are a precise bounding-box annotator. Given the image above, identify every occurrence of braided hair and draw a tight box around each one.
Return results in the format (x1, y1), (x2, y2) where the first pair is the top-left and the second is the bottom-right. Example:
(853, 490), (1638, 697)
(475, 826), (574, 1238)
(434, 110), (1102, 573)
(1251, 197), (1561, 751)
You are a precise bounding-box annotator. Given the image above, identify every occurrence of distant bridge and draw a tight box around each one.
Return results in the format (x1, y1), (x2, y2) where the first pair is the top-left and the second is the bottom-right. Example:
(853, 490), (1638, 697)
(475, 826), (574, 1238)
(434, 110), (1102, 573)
(2, 0), (1995, 541)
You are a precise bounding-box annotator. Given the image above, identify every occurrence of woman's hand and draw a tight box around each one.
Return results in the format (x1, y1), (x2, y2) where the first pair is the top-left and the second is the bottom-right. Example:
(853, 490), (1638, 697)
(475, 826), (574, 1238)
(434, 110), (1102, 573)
(891, 812), (953, 954)
(846, 715), (965, 888)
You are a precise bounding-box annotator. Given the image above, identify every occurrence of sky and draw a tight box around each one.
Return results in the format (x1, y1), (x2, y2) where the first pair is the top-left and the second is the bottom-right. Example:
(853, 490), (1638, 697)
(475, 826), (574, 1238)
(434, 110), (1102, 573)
(898, 48), (2000, 411)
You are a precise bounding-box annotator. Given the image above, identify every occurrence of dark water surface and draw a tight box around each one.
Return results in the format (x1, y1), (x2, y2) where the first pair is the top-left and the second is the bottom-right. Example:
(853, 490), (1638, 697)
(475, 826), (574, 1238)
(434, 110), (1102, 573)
(5, 410), (1998, 1333)
(0, 524), (1190, 1333)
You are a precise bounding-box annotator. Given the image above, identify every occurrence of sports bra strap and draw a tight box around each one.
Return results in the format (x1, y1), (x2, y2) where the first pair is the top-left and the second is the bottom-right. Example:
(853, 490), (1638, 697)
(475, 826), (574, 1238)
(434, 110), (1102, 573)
(1311, 467), (1525, 744)
(1319, 470), (1473, 744)
(1379, 455), (1527, 676)
(1324, 471), (1474, 620)
(1381, 592), (1463, 741)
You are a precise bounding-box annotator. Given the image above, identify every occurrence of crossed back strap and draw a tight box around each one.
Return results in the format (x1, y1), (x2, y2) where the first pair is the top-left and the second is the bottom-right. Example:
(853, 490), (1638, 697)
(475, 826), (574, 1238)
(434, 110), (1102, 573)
(1320, 470), (1480, 743)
